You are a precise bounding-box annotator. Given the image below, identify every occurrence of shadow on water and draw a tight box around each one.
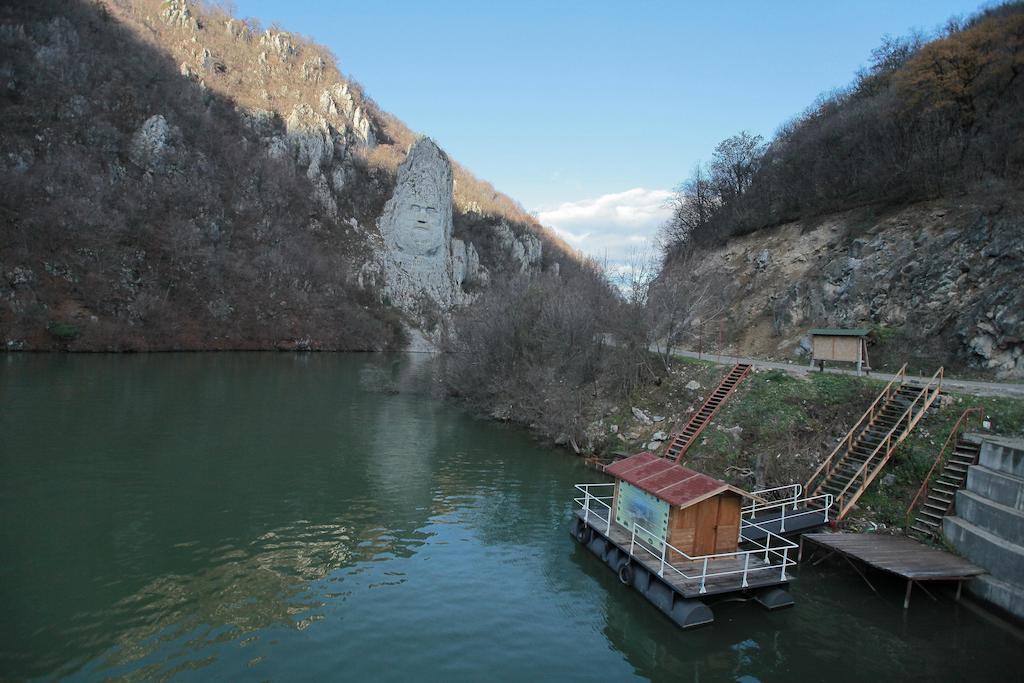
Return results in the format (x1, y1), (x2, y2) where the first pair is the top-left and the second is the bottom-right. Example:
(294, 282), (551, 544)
(1, 353), (1020, 681)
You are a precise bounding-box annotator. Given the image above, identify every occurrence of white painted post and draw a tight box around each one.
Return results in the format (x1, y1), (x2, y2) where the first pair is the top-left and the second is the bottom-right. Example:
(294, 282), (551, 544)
(659, 542), (666, 577)
(584, 491), (591, 526)
(700, 558), (708, 594)
(780, 547), (789, 581)
(780, 504), (786, 533)
(742, 553), (750, 588)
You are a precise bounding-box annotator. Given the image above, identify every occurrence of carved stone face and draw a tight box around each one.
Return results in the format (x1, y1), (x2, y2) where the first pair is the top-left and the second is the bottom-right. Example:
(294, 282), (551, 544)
(397, 199), (443, 255)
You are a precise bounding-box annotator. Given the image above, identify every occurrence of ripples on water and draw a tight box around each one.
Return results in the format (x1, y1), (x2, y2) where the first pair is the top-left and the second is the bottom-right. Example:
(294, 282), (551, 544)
(0, 354), (1020, 681)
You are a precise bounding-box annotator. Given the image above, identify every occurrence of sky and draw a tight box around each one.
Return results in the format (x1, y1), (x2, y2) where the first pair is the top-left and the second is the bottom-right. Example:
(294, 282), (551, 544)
(232, 0), (990, 263)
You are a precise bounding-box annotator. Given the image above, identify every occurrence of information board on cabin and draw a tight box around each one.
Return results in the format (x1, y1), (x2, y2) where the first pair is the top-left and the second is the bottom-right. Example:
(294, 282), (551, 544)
(615, 482), (669, 549)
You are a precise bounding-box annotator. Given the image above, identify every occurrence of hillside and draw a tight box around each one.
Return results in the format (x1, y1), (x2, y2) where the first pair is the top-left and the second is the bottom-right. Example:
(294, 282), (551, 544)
(658, 4), (1024, 379)
(0, 0), (589, 351)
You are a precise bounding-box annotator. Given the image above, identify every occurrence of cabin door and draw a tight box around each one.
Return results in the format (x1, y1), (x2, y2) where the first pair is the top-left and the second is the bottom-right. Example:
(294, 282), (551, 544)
(692, 496), (741, 555)
(692, 498), (720, 555)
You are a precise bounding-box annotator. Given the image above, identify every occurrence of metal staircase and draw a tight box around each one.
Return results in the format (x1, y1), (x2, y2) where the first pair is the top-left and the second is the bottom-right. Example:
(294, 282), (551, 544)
(663, 363), (752, 463)
(907, 408), (982, 538)
(805, 364), (943, 522)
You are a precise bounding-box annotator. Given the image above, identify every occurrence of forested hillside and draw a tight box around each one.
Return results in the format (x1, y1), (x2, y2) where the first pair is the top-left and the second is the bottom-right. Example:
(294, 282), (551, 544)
(0, 0), (588, 351)
(656, 3), (1024, 379)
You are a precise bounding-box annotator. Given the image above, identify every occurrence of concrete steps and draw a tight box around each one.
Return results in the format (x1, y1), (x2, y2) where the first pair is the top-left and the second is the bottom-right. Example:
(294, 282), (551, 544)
(941, 435), (1024, 620)
(968, 574), (1024, 619)
(978, 436), (1024, 478)
(966, 465), (1024, 511)
(943, 514), (1024, 585)
(955, 489), (1024, 547)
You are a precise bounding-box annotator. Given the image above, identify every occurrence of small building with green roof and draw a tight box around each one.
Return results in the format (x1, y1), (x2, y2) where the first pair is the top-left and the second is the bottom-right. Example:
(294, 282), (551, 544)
(808, 328), (871, 374)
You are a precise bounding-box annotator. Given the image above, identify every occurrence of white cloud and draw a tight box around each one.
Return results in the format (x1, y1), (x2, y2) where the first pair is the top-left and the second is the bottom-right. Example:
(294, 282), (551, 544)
(535, 188), (672, 265)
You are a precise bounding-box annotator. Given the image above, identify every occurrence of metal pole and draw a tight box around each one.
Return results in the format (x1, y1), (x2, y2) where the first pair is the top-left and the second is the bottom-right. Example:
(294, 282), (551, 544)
(700, 558), (708, 594)
(742, 553), (750, 588)
(780, 547), (789, 581)
(780, 504), (786, 533)
(660, 542), (666, 577)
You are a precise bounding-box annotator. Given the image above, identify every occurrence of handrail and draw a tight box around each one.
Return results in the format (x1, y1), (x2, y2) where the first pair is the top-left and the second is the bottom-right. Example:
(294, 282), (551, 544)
(746, 484), (802, 514)
(904, 406), (982, 529)
(832, 367), (943, 520)
(573, 482), (797, 594)
(626, 517), (797, 592)
(742, 493), (834, 531)
(805, 363), (908, 493)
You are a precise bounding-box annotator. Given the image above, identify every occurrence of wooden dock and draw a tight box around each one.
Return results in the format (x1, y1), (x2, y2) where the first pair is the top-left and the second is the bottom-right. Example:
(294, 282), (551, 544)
(801, 532), (986, 608)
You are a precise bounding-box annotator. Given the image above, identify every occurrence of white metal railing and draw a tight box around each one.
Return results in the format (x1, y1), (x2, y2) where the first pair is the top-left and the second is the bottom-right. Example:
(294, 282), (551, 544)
(742, 491), (834, 533)
(574, 483), (616, 536)
(747, 484), (802, 514)
(573, 483), (798, 594)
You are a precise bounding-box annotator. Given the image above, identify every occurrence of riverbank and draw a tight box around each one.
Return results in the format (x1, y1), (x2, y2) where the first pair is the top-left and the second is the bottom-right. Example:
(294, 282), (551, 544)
(517, 353), (1024, 530)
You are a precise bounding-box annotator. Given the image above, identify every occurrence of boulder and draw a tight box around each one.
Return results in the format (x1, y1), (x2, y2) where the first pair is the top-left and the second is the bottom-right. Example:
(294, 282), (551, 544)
(631, 407), (652, 424)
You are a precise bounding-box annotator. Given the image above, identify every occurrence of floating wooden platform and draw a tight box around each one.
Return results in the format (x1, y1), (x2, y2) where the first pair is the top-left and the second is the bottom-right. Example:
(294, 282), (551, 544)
(801, 532), (986, 608)
(591, 512), (788, 598)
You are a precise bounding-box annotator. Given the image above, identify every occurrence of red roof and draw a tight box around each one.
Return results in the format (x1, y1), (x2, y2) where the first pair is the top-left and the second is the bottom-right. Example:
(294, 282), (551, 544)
(604, 452), (760, 508)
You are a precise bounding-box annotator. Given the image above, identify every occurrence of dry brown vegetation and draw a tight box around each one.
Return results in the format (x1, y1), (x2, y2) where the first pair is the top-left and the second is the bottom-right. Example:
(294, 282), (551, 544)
(1, 0), (582, 350)
(661, 2), (1024, 254)
(0, 0), (404, 350)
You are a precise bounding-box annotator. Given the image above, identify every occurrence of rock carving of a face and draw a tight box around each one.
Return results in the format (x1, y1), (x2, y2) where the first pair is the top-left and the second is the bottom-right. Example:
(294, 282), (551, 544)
(402, 199), (443, 255)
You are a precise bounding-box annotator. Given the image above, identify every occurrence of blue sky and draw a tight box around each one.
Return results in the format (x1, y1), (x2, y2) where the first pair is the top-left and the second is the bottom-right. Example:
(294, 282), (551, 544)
(232, 0), (989, 261)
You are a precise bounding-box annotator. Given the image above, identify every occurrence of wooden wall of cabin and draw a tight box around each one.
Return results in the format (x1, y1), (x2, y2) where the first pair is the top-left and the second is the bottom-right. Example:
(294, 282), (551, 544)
(666, 494), (742, 562)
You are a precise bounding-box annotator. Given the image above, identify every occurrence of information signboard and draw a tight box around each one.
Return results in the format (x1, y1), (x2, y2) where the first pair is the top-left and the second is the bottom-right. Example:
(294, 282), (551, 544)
(615, 481), (670, 548)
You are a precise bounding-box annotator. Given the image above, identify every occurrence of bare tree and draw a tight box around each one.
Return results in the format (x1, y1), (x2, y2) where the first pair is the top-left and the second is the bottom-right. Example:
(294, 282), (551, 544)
(646, 253), (727, 370)
(709, 131), (765, 202)
(660, 163), (717, 250)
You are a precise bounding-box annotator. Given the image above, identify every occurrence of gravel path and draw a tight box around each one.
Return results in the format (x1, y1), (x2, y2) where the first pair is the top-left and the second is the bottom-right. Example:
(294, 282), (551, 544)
(657, 347), (1024, 399)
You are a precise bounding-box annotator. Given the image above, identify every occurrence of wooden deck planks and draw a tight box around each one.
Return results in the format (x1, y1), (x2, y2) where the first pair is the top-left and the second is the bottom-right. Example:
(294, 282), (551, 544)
(579, 511), (790, 598)
(802, 532), (985, 581)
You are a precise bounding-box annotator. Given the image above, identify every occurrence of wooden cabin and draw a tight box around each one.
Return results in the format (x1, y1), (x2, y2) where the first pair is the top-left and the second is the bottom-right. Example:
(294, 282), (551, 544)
(808, 328), (870, 374)
(604, 452), (761, 562)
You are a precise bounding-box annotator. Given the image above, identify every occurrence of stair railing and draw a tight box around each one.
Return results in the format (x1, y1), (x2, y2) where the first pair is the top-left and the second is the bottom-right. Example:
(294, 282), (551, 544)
(904, 406), (981, 530)
(805, 363), (908, 494)
(665, 363), (752, 464)
(832, 367), (943, 520)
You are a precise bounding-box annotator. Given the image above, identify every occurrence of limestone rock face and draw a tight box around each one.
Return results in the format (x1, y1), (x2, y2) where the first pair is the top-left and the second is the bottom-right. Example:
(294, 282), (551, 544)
(452, 238), (482, 288)
(160, 0), (198, 30)
(259, 31), (296, 60)
(678, 201), (1024, 379)
(285, 104), (333, 179)
(130, 114), (175, 172)
(378, 137), (460, 313)
(496, 221), (543, 272)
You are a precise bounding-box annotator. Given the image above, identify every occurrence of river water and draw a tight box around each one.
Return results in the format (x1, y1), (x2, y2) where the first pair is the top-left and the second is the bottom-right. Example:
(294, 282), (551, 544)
(1, 354), (1019, 681)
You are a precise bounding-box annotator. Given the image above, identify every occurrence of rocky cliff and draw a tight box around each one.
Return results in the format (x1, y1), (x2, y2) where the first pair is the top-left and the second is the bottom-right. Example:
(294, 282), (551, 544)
(0, 0), (569, 351)
(674, 198), (1024, 379)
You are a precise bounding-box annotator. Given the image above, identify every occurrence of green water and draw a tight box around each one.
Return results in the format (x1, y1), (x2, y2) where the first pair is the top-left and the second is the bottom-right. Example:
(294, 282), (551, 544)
(0, 354), (1019, 681)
